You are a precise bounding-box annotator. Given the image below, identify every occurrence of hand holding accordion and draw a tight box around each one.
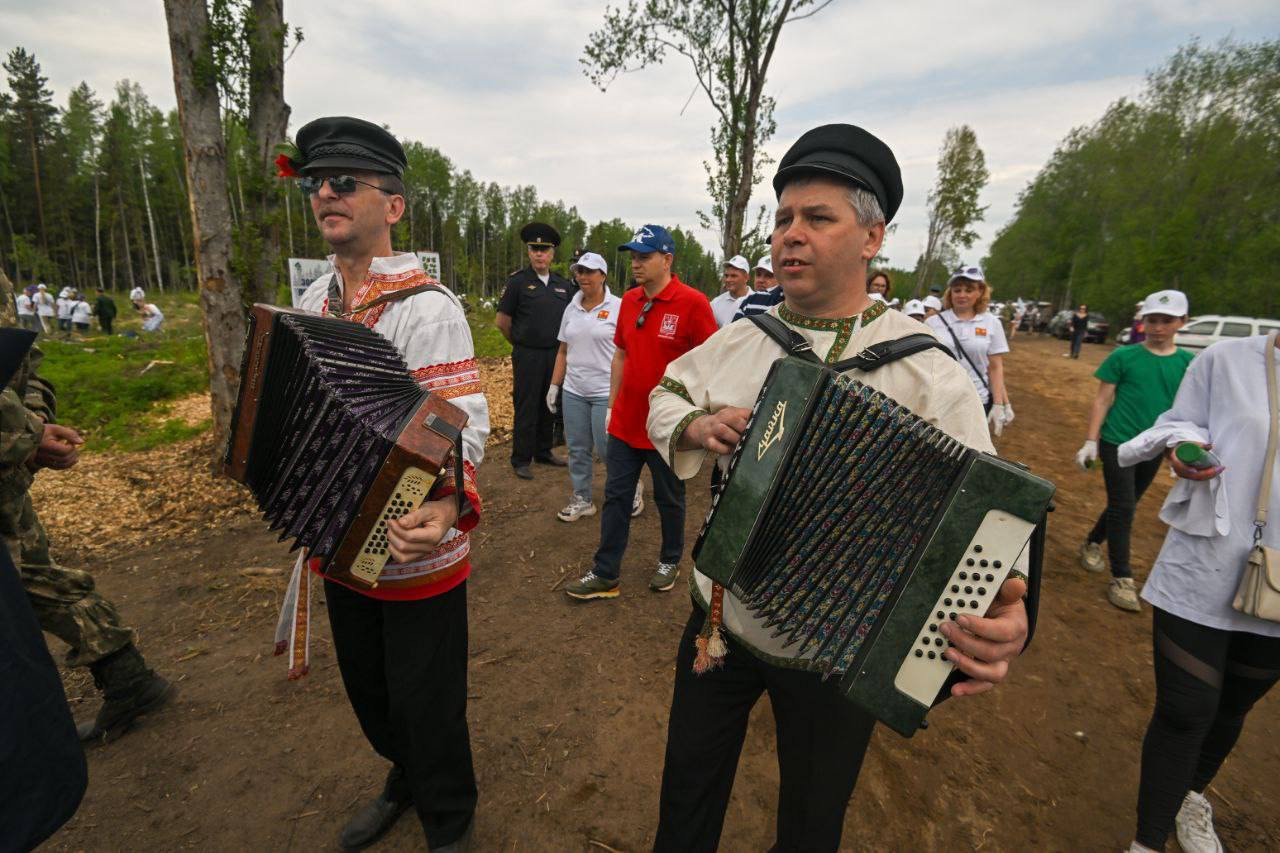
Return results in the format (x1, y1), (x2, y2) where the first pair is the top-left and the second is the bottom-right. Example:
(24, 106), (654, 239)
(224, 305), (469, 590)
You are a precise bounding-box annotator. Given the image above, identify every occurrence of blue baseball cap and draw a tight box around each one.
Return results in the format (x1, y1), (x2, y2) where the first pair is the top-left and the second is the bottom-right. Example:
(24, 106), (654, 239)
(619, 224), (675, 255)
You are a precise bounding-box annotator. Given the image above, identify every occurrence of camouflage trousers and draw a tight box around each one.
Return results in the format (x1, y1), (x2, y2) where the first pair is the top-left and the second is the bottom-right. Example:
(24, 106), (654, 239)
(5, 493), (134, 668)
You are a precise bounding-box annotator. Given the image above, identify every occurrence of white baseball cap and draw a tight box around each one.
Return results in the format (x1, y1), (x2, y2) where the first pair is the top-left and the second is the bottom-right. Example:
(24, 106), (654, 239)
(904, 299), (925, 317)
(754, 255), (773, 274)
(923, 295), (943, 311)
(724, 255), (750, 273)
(869, 292), (887, 303)
(1139, 289), (1188, 318)
(571, 251), (607, 274)
(947, 264), (985, 286)
(37, 283), (47, 290)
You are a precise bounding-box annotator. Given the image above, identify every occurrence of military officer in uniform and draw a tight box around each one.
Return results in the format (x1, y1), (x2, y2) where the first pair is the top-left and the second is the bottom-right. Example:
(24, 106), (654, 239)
(496, 222), (576, 479)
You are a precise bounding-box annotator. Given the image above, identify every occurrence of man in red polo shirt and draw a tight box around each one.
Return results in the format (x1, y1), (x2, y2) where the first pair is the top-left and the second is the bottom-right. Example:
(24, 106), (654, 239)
(565, 225), (716, 599)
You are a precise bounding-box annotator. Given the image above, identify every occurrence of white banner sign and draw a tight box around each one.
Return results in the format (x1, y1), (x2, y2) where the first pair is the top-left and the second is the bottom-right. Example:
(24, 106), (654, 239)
(288, 257), (332, 307)
(414, 251), (442, 282)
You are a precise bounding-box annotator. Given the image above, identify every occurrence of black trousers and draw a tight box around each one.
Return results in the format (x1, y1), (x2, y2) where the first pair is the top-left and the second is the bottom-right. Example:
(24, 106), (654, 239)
(592, 436), (685, 581)
(511, 344), (556, 467)
(1087, 440), (1163, 578)
(324, 580), (476, 848)
(655, 606), (877, 853)
(1135, 608), (1280, 848)
(99, 316), (113, 334)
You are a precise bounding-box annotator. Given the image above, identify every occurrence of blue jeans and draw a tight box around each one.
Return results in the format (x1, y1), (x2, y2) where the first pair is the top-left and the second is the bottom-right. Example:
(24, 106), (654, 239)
(592, 436), (685, 581)
(561, 389), (609, 500)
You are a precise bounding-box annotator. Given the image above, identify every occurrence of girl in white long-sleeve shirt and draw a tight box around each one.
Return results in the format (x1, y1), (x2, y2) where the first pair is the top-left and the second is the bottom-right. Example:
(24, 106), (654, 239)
(1119, 333), (1280, 853)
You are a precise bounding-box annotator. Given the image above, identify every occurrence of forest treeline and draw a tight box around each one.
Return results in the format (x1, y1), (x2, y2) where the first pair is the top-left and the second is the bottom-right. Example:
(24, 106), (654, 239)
(0, 47), (726, 301)
(984, 38), (1280, 322)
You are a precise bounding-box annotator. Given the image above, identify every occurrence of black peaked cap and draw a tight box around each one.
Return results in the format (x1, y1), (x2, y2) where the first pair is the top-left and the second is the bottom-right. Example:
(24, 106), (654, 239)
(520, 222), (561, 248)
(296, 116), (407, 177)
(772, 124), (903, 224)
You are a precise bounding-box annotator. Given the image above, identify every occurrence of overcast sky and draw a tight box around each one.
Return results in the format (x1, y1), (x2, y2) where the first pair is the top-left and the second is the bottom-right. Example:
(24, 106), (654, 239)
(5, 0), (1278, 267)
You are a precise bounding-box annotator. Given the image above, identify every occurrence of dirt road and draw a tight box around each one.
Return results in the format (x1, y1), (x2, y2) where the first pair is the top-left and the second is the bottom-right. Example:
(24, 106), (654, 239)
(43, 335), (1280, 851)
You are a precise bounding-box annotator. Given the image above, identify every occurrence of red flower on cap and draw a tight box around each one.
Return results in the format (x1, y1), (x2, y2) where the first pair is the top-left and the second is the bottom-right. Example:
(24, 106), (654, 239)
(274, 153), (299, 178)
(273, 140), (304, 178)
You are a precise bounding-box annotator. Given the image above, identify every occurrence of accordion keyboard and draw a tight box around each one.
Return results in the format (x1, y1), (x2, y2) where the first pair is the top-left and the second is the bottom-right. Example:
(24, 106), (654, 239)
(348, 466), (438, 586)
(894, 509), (1034, 706)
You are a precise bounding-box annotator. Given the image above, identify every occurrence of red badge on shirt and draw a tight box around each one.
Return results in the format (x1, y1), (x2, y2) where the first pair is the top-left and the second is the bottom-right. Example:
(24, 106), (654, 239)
(659, 313), (679, 339)
(597, 310), (610, 319)
(975, 327), (988, 336)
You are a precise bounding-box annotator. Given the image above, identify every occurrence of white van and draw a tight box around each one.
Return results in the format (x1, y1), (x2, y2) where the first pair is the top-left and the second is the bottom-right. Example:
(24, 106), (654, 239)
(1175, 315), (1280, 352)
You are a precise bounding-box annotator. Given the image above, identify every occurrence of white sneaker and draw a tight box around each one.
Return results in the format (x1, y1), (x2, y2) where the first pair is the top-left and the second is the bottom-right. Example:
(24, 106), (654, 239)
(631, 480), (644, 517)
(1176, 790), (1224, 853)
(1080, 541), (1106, 573)
(1109, 577), (1142, 612)
(557, 496), (596, 523)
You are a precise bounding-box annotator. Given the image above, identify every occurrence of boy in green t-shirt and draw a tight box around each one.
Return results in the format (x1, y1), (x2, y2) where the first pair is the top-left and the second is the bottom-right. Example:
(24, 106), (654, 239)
(1074, 290), (1193, 612)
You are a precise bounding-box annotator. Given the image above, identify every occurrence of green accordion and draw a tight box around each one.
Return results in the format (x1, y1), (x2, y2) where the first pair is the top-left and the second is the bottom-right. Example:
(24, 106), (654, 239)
(691, 355), (1055, 737)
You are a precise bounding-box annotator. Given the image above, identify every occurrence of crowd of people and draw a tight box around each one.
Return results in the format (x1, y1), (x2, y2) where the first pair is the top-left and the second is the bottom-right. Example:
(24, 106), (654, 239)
(3, 114), (1277, 853)
(11, 282), (163, 338)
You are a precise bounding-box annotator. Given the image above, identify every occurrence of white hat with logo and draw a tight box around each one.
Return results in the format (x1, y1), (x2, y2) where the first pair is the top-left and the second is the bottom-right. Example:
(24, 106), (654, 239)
(947, 264), (985, 286)
(725, 255), (750, 273)
(754, 255), (773, 274)
(904, 299), (925, 317)
(1139, 289), (1188, 317)
(571, 251), (608, 274)
(922, 295), (943, 311)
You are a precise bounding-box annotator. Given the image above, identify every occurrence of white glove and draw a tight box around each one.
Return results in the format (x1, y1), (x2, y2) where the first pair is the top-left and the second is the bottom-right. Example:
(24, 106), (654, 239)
(1075, 439), (1098, 470)
(545, 384), (560, 414)
(987, 404), (1005, 438)
(1001, 403), (1015, 426)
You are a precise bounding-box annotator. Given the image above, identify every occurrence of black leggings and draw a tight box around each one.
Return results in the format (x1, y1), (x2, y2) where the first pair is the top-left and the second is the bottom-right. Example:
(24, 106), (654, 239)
(1135, 608), (1280, 848)
(1087, 440), (1162, 578)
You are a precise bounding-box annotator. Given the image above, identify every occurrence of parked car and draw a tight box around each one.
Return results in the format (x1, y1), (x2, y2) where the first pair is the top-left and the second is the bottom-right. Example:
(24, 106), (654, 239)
(1048, 310), (1110, 342)
(1175, 315), (1280, 351)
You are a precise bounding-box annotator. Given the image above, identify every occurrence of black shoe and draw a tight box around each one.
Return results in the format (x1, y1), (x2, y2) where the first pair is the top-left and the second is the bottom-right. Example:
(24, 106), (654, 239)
(534, 454), (567, 467)
(513, 465), (534, 480)
(432, 820), (473, 853)
(340, 794), (412, 851)
(77, 645), (174, 744)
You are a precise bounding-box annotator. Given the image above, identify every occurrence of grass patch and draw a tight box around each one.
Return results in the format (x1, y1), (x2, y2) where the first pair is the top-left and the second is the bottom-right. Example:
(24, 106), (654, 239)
(33, 290), (508, 452)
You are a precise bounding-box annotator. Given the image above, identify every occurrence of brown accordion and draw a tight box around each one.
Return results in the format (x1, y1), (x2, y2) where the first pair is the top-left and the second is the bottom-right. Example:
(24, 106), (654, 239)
(224, 304), (467, 589)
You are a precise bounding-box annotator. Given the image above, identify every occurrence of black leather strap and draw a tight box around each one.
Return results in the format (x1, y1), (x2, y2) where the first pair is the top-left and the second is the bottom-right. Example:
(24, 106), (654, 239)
(748, 314), (953, 372)
(423, 412), (468, 521)
(934, 312), (991, 394)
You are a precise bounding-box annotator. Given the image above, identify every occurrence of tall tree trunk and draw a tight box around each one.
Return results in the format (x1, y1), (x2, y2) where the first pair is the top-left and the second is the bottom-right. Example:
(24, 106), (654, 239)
(26, 117), (48, 253)
(93, 171), (105, 290)
(164, 0), (246, 458)
(246, 0), (291, 304)
(138, 156), (165, 291)
(118, 189), (137, 291)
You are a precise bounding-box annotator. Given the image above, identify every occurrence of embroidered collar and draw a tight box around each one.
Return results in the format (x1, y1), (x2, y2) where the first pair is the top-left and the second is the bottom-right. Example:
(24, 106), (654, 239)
(324, 252), (439, 327)
(777, 298), (887, 332)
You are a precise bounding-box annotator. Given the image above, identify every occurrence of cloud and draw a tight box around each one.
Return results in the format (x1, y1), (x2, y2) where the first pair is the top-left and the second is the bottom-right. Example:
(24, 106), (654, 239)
(3, 0), (1277, 267)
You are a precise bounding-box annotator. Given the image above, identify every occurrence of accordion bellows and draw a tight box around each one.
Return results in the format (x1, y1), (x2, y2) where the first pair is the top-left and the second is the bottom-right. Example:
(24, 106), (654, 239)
(224, 305), (468, 590)
(693, 356), (1054, 736)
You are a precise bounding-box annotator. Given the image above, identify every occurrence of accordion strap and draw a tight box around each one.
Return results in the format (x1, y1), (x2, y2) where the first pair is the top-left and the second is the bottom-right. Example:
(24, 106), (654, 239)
(337, 282), (456, 318)
(423, 412), (468, 521)
(747, 313), (954, 372)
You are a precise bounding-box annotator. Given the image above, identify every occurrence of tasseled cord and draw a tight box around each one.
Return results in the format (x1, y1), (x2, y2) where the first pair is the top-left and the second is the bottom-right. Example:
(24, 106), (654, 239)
(693, 581), (728, 674)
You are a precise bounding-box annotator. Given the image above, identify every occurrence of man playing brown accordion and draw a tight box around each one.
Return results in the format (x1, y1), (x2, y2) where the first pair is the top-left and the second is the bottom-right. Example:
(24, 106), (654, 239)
(286, 116), (488, 853)
(646, 124), (1031, 851)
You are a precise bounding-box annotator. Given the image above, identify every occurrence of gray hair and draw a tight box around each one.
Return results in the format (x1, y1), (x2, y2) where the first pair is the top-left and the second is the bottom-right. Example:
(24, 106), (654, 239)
(783, 175), (885, 227)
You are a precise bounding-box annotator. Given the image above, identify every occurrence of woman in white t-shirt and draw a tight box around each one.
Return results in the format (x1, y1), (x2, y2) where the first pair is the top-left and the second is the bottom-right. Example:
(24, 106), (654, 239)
(70, 294), (93, 332)
(137, 300), (164, 332)
(546, 252), (621, 522)
(925, 265), (1013, 437)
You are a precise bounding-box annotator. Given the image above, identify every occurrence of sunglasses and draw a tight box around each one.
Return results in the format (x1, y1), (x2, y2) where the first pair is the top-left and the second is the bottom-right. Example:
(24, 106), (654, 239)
(635, 299), (657, 328)
(299, 175), (393, 196)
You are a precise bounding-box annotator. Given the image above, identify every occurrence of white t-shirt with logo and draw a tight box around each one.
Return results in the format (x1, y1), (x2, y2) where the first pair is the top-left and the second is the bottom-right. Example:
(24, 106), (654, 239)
(925, 309), (1009, 404)
(557, 289), (621, 399)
